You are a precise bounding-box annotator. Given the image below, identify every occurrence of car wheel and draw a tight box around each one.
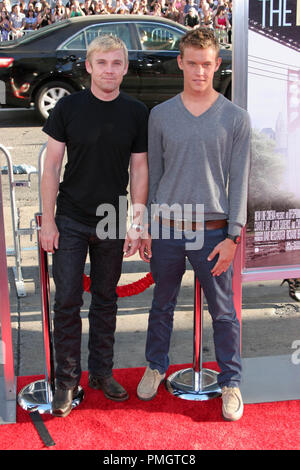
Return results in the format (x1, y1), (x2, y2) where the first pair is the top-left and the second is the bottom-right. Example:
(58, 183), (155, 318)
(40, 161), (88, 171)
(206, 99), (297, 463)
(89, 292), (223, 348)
(35, 81), (75, 120)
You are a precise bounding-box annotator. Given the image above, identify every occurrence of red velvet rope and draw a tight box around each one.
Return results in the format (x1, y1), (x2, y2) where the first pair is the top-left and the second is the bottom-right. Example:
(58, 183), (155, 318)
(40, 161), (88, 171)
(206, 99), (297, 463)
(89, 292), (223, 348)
(83, 272), (154, 297)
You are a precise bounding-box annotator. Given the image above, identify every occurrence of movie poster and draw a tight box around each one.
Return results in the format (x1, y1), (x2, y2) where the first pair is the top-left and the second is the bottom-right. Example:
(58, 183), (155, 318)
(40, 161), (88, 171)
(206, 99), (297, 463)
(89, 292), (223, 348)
(245, 0), (300, 268)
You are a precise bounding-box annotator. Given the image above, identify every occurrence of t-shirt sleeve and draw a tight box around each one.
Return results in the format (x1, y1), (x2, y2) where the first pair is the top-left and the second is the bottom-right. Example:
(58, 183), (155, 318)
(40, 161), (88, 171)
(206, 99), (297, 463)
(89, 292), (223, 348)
(42, 99), (67, 143)
(131, 104), (149, 154)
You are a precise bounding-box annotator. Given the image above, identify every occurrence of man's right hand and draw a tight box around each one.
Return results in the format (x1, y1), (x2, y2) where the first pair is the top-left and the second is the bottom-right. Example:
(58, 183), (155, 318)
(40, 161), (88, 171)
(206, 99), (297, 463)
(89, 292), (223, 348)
(139, 231), (152, 263)
(40, 218), (60, 253)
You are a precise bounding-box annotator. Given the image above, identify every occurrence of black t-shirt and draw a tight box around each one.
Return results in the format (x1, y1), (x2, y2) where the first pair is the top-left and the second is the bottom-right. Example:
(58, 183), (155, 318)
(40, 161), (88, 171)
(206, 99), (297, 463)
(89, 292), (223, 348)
(43, 89), (148, 227)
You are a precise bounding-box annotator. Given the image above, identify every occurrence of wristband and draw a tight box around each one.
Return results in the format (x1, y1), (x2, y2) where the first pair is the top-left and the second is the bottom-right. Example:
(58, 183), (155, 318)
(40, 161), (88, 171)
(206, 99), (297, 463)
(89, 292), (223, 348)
(130, 223), (144, 233)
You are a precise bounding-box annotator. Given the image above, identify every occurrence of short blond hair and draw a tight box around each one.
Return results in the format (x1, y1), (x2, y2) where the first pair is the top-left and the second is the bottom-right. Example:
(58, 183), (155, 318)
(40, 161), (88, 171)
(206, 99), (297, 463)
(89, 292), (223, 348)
(86, 35), (128, 65)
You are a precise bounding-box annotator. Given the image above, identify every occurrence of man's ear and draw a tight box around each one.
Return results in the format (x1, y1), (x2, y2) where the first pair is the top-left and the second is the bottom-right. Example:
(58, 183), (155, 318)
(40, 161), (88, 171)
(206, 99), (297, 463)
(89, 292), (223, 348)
(123, 61), (129, 76)
(215, 56), (222, 72)
(85, 59), (92, 75)
(177, 54), (183, 71)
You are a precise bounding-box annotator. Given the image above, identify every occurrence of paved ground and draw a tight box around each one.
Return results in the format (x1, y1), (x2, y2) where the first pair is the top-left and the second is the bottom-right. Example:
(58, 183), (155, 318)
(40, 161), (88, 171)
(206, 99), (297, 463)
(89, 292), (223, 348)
(1, 108), (300, 381)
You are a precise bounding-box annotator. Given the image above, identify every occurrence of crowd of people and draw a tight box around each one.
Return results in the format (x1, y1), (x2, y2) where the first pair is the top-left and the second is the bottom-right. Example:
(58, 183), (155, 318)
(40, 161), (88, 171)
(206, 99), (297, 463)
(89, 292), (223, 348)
(0, 0), (232, 42)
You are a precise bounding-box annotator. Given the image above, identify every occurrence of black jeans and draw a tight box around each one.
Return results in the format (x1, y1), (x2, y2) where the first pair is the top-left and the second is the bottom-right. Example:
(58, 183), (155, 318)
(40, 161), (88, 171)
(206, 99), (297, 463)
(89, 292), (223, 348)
(52, 215), (124, 389)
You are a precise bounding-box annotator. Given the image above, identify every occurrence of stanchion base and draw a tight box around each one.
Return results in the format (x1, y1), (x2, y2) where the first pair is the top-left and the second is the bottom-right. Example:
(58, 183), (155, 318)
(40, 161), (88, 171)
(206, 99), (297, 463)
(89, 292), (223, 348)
(17, 379), (84, 414)
(165, 368), (221, 401)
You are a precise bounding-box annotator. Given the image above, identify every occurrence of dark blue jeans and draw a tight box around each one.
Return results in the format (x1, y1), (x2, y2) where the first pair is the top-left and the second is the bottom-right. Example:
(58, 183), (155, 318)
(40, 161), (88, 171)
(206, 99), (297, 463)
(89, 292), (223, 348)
(146, 223), (242, 388)
(52, 215), (124, 389)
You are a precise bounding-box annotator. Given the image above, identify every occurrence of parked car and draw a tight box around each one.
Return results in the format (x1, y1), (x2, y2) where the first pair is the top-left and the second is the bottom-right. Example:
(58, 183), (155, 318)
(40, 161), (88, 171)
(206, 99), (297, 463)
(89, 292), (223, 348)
(0, 15), (232, 120)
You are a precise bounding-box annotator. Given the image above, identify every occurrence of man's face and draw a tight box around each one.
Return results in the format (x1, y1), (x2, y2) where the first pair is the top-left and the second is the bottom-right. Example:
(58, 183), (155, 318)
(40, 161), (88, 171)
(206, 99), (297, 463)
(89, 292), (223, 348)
(85, 49), (128, 95)
(177, 46), (221, 95)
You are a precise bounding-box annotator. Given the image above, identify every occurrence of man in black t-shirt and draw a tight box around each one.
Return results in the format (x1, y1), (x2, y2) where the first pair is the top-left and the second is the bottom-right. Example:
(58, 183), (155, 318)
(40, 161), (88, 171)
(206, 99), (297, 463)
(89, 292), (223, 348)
(41, 35), (148, 418)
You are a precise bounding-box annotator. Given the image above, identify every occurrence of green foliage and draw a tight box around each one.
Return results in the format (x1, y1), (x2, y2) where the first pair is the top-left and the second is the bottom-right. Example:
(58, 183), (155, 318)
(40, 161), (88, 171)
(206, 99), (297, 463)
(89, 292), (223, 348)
(247, 129), (298, 226)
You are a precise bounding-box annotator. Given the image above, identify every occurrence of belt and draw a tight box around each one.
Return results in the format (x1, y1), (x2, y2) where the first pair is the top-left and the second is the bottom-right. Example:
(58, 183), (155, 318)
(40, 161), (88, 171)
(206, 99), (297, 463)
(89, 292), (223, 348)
(154, 216), (227, 231)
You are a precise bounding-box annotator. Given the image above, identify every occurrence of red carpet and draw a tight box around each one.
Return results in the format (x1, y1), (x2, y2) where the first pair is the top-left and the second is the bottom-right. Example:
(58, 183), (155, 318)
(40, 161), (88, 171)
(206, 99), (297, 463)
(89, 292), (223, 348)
(1, 363), (299, 450)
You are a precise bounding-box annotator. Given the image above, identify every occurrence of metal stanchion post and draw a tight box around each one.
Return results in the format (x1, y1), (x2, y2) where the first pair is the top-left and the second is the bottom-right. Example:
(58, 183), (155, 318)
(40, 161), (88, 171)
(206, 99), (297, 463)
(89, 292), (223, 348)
(18, 213), (84, 414)
(165, 276), (221, 401)
(0, 144), (27, 297)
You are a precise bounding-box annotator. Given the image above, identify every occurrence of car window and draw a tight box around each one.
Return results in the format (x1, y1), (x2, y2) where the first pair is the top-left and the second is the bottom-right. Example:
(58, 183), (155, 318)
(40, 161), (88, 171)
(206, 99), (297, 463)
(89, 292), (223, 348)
(62, 31), (86, 50)
(136, 23), (182, 51)
(85, 23), (133, 51)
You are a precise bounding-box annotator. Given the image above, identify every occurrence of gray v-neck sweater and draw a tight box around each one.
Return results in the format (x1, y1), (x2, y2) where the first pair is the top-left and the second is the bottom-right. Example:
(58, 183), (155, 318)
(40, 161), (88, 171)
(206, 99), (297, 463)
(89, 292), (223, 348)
(147, 93), (251, 236)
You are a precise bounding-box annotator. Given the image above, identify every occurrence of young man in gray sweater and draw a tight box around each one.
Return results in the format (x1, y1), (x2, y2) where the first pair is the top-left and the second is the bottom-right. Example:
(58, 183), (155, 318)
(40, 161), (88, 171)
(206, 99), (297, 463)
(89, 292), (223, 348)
(137, 28), (251, 421)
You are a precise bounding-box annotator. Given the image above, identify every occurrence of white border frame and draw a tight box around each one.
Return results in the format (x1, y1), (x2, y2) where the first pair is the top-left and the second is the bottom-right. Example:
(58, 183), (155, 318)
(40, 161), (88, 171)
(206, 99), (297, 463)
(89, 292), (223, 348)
(0, 171), (16, 412)
(234, 0), (300, 284)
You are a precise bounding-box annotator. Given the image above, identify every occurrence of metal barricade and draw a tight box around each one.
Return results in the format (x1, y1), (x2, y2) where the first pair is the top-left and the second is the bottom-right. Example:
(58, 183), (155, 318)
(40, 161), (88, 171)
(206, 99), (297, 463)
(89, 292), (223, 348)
(215, 27), (229, 45)
(38, 142), (47, 213)
(0, 29), (35, 42)
(0, 144), (38, 297)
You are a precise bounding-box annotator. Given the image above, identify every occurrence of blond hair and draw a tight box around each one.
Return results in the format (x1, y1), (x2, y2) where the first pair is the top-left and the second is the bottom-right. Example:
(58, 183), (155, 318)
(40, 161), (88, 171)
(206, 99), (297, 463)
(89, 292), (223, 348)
(86, 35), (128, 65)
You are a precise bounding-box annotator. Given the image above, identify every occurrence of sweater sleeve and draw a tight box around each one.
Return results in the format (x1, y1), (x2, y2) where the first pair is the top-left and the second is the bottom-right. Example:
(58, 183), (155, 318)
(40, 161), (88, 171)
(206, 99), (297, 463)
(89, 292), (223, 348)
(227, 110), (251, 236)
(146, 109), (165, 224)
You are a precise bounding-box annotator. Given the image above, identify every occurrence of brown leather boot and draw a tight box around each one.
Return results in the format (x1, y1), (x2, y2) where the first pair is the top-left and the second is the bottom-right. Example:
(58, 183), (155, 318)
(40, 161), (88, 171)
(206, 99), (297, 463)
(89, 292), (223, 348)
(88, 374), (129, 402)
(52, 386), (79, 418)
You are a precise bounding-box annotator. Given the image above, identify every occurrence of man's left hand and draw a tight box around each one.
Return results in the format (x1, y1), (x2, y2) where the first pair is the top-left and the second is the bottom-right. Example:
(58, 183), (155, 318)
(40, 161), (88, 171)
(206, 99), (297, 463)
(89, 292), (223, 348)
(207, 238), (237, 276)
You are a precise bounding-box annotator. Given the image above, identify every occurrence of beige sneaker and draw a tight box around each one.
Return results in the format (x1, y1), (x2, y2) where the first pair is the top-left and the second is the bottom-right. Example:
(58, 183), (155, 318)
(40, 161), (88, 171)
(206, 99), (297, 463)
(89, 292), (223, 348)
(137, 366), (166, 401)
(221, 386), (244, 421)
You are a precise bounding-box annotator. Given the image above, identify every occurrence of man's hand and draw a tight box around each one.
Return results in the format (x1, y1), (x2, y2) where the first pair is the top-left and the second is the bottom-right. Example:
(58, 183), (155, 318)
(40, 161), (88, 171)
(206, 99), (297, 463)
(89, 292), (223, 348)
(207, 238), (237, 276)
(40, 218), (59, 254)
(40, 136), (65, 253)
(139, 231), (152, 263)
(123, 226), (142, 258)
